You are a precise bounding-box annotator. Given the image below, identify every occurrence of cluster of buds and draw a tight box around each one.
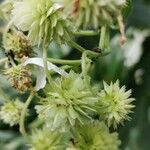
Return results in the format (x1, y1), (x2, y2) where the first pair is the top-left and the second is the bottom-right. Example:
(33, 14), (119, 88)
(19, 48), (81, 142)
(36, 71), (134, 131)
(0, 0), (135, 149)
(29, 121), (121, 150)
(4, 65), (32, 92)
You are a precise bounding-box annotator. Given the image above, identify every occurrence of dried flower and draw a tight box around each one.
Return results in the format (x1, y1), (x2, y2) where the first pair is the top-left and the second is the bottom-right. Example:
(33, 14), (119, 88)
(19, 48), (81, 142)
(36, 71), (98, 131)
(0, 100), (26, 126)
(12, 0), (72, 45)
(4, 65), (32, 92)
(29, 128), (66, 150)
(67, 121), (121, 150)
(97, 81), (135, 128)
(4, 30), (32, 60)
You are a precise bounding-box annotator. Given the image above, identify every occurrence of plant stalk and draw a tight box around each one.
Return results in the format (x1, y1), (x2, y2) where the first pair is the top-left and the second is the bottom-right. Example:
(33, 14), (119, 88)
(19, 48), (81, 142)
(48, 58), (81, 65)
(74, 30), (99, 36)
(20, 91), (35, 140)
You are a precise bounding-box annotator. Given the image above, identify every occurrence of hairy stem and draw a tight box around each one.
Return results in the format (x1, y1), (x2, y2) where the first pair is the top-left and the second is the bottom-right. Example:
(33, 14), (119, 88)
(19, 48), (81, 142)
(43, 45), (53, 84)
(67, 39), (87, 53)
(99, 26), (107, 49)
(48, 58), (81, 65)
(20, 91), (35, 140)
(67, 39), (100, 58)
(117, 13), (127, 45)
(74, 30), (99, 36)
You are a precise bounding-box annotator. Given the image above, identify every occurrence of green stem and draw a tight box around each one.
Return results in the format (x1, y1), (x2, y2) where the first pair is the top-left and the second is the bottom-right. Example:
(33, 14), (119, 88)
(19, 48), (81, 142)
(43, 45), (53, 84)
(67, 39), (87, 53)
(74, 30), (99, 36)
(117, 13), (127, 45)
(0, 58), (8, 65)
(81, 52), (91, 88)
(9, 56), (16, 67)
(19, 91), (35, 140)
(67, 39), (100, 58)
(99, 26), (107, 49)
(81, 52), (88, 78)
(48, 58), (81, 65)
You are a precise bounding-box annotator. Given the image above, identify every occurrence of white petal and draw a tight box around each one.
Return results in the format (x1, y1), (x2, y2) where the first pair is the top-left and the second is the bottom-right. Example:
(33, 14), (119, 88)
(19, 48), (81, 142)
(35, 67), (46, 91)
(23, 57), (68, 91)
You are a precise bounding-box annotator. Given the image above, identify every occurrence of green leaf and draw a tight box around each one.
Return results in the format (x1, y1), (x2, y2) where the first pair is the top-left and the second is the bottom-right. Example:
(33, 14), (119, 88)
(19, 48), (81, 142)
(122, 0), (133, 20)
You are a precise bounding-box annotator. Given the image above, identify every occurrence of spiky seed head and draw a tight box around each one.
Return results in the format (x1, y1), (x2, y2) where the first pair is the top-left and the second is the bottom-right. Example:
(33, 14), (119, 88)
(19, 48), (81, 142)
(97, 81), (135, 128)
(36, 71), (98, 131)
(4, 65), (32, 92)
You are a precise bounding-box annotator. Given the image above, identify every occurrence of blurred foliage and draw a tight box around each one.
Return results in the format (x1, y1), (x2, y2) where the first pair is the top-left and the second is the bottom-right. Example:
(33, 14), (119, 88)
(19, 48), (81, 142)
(0, 0), (150, 150)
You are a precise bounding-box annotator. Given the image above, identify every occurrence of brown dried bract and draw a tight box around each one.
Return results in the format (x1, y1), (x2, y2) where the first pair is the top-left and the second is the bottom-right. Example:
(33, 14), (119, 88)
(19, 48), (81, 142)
(72, 0), (80, 16)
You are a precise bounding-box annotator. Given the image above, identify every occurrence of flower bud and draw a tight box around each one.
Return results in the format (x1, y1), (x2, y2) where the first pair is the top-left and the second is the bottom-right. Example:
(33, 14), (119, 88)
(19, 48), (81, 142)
(0, 100), (26, 126)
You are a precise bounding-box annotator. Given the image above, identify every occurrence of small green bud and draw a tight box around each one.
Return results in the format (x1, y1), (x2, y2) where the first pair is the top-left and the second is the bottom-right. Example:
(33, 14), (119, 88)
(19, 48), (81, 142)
(0, 100), (26, 126)
(97, 81), (135, 128)
(4, 65), (32, 92)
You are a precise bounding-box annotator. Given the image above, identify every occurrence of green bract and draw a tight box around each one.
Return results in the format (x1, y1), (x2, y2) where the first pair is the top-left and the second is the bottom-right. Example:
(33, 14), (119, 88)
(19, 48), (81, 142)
(67, 121), (121, 150)
(97, 81), (135, 128)
(29, 128), (66, 150)
(36, 71), (98, 131)
(12, 0), (72, 46)
(0, 100), (26, 126)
